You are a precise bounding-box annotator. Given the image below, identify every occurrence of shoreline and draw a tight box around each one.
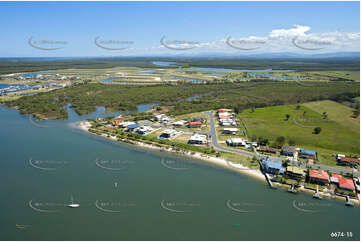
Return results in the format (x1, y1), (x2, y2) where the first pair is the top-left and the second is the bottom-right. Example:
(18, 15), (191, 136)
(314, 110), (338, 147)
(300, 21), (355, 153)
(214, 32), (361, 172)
(75, 120), (360, 205)
(75, 120), (266, 182)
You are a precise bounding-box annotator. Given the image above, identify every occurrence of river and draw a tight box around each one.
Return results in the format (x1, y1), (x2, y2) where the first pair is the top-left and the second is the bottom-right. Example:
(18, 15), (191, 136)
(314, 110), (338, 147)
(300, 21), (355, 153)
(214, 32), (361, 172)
(0, 105), (359, 240)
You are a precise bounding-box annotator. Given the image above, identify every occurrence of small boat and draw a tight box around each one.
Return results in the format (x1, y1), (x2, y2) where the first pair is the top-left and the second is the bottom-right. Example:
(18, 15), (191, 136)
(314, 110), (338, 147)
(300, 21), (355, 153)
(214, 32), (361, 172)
(288, 184), (297, 193)
(313, 186), (322, 199)
(345, 196), (354, 207)
(67, 195), (80, 208)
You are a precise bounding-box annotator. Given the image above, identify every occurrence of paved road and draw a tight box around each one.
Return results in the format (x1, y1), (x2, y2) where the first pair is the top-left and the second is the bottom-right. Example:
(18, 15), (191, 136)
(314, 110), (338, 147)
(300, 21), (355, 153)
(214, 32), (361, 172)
(206, 111), (282, 162)
(205, 111), (360, 177)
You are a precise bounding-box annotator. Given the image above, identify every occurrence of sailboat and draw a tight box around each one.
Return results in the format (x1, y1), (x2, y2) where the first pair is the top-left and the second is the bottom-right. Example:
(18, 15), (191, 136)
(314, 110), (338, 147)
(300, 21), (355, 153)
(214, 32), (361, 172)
(67, 195), (80, 208)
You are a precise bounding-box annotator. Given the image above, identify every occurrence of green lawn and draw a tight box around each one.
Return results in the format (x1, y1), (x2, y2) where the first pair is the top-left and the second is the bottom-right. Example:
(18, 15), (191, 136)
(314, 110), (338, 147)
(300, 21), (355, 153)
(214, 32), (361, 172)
(238, 101), (359, 166)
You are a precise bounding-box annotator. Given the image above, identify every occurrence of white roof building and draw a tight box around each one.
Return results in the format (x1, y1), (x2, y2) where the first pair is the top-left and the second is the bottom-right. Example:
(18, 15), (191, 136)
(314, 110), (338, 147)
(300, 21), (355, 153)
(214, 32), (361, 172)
(160, 129), (179, 138)
(172, 120), (187, 126)
(136, 126), (153, 135)
(188, 134), (208, 145)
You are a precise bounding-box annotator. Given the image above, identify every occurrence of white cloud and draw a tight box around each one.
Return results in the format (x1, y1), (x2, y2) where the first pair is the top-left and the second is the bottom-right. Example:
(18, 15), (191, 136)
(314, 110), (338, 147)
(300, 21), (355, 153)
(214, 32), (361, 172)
(269, 24), (311, 39)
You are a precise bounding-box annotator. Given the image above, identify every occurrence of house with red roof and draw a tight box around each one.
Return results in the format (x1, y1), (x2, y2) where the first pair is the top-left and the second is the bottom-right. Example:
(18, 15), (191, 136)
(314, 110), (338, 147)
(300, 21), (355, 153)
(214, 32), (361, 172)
(188, 121), (202, 128)
(337, 156), (359, 168)
(308, 169), (330, 185)
(330, 173), (343, 184)
(338, 177), (355, 191)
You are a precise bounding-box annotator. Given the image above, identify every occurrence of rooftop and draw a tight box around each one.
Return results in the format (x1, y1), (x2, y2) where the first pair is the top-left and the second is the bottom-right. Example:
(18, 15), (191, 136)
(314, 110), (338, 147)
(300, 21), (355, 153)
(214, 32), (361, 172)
(309, 169), (330, 181)
(264, 160), (284, 170)
(339, 177), (355, 190)
(286, 166), (305, 175)
(300, 149), (316, 156)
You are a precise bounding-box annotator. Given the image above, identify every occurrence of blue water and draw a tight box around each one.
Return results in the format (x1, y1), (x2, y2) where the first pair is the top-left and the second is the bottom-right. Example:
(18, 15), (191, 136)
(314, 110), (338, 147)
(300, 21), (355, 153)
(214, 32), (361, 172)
(21, 72), (52, 78)
(0, 105), (359, 240)
(206, 72), (228, 75)
(136, 103), (157, 113)
(99, 78), (119, 84)
(170, 76), (206, 83)
(152, 61), (177, 67)
(141, 70), (166, 74)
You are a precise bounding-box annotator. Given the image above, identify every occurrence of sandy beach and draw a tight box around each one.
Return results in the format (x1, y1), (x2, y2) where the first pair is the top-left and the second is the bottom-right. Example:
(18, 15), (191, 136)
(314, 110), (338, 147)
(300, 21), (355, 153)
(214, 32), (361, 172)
(75, 120), (266, 182)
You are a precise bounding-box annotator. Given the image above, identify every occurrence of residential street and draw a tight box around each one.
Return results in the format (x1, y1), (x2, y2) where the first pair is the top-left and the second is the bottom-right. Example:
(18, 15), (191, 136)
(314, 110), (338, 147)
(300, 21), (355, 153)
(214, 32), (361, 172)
(205, 111), (360, 177)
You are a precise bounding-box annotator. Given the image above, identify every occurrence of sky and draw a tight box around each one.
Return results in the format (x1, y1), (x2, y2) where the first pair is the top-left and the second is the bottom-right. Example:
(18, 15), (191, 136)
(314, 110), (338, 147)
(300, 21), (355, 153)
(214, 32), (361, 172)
(0, 1), (359, 57)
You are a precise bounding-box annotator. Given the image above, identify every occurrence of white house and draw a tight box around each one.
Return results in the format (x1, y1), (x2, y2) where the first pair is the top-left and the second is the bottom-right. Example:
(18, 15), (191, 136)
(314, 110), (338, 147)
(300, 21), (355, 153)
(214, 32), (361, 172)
(172, 120), (187, 127)
(159, 129), (179, 139)
(222, 128), (239, 135)
(136, 126), (154, 135)
(154, 114), (170, 123)
(226, 138), (246, 147)
(188, 134), (208, 145)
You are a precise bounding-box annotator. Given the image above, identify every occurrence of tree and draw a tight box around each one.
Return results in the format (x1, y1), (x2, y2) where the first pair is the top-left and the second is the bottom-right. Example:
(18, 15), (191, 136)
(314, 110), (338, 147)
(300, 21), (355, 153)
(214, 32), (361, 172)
(285, 114), (290, 121)
(296, 105), (301, 110)
(251, 135), (257, 142)
(276, 136), (286, 148)
(352, 110), (360, 118)
(313, 127), (322, 134)
(251, 107), (255, 113)
(288, 139), (296, 146)
(322, 112), (328, 119)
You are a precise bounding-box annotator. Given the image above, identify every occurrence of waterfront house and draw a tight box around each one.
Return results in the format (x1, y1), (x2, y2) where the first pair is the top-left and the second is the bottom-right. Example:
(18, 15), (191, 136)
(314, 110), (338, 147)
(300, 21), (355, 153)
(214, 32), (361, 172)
(330, 173), (343, 184)
(222, 128), (239, 135)
(258, 146), (278, 154)
(188, 134), (208, 145)
(189, 121), (202, 128)
(299, 149), (317, 159)
(136, 126), (153, 135)
(308, 169), (330, 185)
(338, 177), (355, 191)
(281, 146), (297, 157)
(263, 160), (285, 175)
(160, 129), (178, 139)
(286, 166), (306, 179)
(337, 156), (359, 168)
(126, 123), (139, 132)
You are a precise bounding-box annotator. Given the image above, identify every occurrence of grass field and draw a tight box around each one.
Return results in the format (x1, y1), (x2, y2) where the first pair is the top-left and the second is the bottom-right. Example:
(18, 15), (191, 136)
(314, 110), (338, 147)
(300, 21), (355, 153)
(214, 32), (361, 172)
(309, 71), (360, 82)
(238, 100), (359, 166)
